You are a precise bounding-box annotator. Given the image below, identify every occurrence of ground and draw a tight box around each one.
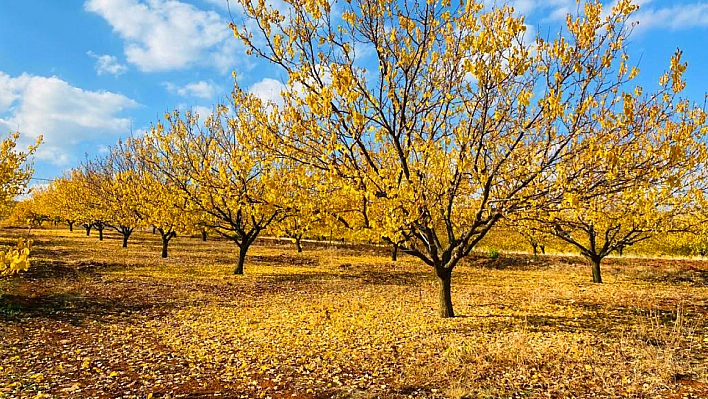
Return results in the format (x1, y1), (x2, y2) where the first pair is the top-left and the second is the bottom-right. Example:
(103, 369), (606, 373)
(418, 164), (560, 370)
(1, 227), (708, 398)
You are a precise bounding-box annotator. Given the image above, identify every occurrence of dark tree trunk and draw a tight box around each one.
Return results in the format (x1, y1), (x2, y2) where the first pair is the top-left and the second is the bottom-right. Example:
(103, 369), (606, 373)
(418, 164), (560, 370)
(540, 245), (546, 255)
(295, 237), (303, 253)
(122, 232), (130, 248)
(531, 242), (538, 256)
(391, 243), (399, 261)
(97, 226), (104, 241)
(84, 224), (92, 236)
(201, 230), (207, 241)
(235, 246), (246, 275)
(436, 268), (454, 318)
(587, 255), (603, 283)
(68, 221), (74, 232)
(152, 226), (157, 234)
(161, 233), (171, 258)
(618, 246), (624, 256)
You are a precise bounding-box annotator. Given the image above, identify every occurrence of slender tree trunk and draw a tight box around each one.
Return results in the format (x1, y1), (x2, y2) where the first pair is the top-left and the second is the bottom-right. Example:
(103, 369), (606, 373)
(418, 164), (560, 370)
(152, 226), (156, 234)
(84, 224), (92, 236)
(618, 246), (624, 256)
(122, 232), (130, 248)
(436, 268), (454, 318)
(161, 234), (170, 258)
(391, 243), (399, 261)
(295, 237), (303, 253)
(531, 242), (538, 256)
(540, 245), (546, 255)
(201, 230), (207, 241)
(98, 227), (104, 241)
(235, 246), (247, 275)
(68, 221), (74, 232)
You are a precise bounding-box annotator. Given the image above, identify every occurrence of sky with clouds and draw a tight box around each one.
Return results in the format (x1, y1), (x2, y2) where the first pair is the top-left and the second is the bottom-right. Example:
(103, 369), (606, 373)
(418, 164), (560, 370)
(0, 0), (707, 184)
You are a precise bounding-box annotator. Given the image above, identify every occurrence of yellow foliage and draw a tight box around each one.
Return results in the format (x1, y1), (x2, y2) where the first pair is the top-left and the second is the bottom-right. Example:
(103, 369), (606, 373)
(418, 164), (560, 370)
(0, 238), (32, 276)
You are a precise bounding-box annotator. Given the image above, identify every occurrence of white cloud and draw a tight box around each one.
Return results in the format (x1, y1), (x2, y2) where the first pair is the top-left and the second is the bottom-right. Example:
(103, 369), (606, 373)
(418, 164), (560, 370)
(191, 105), (216, 120)
(164, 80), (221, 99)
(249, 78), (285, 106)
(634, 2), (708, 31)
(0, 72), (139, 165)
(84, 0), (240, 73)
(87, 51), (129, 76)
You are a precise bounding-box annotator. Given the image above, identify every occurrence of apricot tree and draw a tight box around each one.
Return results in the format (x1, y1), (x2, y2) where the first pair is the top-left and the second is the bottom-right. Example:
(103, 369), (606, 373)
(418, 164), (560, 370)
(231, 0), (659, 317)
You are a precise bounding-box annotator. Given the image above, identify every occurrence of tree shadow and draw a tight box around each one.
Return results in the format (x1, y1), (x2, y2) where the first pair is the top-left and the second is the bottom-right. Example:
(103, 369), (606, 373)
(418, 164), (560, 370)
(0, 291), (168, 325)
(250, 254), (320, 267)
(258, 268), (432, 287)
(637, 267), (708, 287)
(444, 301), (706, 344)
(462, 253), (585, 271)
(14, 258), (128, 281)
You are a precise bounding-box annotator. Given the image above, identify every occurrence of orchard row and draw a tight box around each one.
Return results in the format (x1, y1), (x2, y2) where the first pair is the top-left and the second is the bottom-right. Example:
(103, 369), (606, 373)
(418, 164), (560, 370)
(5, 0), (708, 317)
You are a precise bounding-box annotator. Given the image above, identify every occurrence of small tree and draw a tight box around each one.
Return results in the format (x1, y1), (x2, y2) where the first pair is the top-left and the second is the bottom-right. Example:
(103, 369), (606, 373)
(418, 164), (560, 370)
(140, 107), (291, 274)
(0, 132), (39, 275)
(533, 51), (707, 283)
(82, 151), (143, 248)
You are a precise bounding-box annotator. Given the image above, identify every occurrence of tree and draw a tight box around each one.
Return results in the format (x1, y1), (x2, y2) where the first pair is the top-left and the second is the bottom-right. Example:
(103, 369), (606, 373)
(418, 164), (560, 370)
(57, 169), (111, 240)
(141, 107), (290, 274)
(124, 136), (199, 258)
(231, 0), (653, 317)
(6, 195), (50, 228)
(507, 216), (550, 256)
(531, 50), (707, 283)
(0, 132), (40, 275)
(268, 168), (333, 253)
(83, 146), (149, 248)
(0, 132), (40, 216)
(43, 176), (86, 232)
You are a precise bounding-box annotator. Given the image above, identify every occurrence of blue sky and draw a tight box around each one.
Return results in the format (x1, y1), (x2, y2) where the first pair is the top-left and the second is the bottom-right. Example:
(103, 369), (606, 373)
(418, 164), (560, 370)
(0, 0), (707, 185)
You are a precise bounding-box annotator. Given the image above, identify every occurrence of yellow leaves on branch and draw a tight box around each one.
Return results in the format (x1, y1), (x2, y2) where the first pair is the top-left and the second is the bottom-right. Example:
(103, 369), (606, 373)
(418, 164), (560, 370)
(0, 132), (41, 215)
(0, 239), (32, 276)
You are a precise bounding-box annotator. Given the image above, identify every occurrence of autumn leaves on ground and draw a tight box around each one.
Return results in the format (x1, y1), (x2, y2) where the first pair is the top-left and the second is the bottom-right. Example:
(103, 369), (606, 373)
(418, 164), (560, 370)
(1, 228), (707, 399)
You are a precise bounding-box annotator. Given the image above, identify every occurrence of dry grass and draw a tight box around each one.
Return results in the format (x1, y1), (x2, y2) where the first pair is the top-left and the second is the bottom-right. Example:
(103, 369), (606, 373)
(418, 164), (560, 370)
(1, 227), (707, 398)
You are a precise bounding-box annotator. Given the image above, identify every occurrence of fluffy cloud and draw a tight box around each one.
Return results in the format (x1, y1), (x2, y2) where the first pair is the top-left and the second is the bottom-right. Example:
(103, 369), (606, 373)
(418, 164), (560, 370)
(249, 78), (285, 106)
(635, 2), (708, 31)
(0, 72), (138, 165)
(164, 80), (222, 99)
(84, 0), (240, 73)
(87, 51), (129, 76)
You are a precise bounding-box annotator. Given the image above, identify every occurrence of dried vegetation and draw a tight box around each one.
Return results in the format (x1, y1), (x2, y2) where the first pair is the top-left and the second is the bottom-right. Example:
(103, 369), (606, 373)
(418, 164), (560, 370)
(1, 228), (707, 398)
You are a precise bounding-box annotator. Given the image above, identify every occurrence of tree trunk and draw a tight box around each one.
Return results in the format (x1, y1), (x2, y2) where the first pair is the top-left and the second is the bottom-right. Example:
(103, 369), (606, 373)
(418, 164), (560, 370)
(436, 268), (454, 318)
(618, 246), (624, 256)
(589, 256), (603, 283)
(540, 245), (546, 255)
(235, 246), (246, 275)
(201, 230), (207, 241)
(152, 226), (156, 234)
(391, 243), (399, 261)
(531, 242), (538, 256)
(122, 232), (130, 248)
(98, 227), (104, 241)
(161, 234), (170, 258)
(84, 225), (92, 236)
(68, 221), (74, 232)
(295, 237), (303, 253)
